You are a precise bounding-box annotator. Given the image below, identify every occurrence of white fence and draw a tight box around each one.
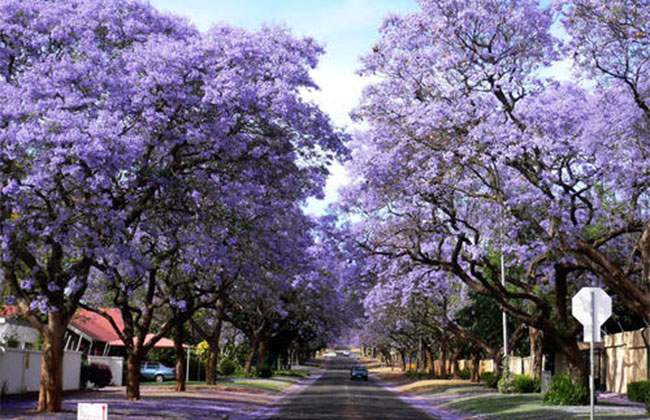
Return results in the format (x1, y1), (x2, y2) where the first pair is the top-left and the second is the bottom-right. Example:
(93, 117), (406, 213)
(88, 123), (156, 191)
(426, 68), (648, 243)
(0, 348), (82, 395)
(88, 355), (123, 386)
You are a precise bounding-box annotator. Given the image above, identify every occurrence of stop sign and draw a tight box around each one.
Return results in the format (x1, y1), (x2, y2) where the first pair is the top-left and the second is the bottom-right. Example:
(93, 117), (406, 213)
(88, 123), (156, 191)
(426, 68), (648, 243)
(572, 287), (612, 342)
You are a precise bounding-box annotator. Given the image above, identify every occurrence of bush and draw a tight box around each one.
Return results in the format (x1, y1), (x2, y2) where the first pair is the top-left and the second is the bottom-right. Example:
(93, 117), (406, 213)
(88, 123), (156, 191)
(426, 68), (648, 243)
(80, 359), (89, 389)
(219, 358), (238, 376)
(87, 362), (112, 388)
(512, 374), (541, 393)
(628, 380), (650, 403)
(257, 363), (274, 378)
(498, 357), (515, 394)
(404, 371), (431, 380)
(481, 372), (500, 388)
(459, 367), (471, 380)
(542, 374), (588, 406)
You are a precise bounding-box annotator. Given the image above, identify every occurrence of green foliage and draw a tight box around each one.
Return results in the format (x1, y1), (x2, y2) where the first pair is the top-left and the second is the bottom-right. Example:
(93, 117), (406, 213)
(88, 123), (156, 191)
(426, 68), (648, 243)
(481, 372), (500, 388)
(512, 374), (541, 393)
(498, 357), (516, 394)
(404, 371), (432, 379)
(275, 369), (310, 378)
(87, 362), (112, 388)
(147, 348), (175, 368)
(542, 375), (588, 406)
(459, 367), (471, 380)
(80, 359), (89, 389)
(627, 380), (650, 404)
(218, 358), (238, 376)
(257, 363), (274, 378)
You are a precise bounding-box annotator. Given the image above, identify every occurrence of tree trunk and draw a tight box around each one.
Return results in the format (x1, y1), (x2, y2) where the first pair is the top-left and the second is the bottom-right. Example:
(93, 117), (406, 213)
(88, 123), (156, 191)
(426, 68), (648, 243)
(529, 326), (544, 379)
(471, 350), (481, 382)
(125, 350), (143, 400)
(425, 346), (434, 376)
(37, 313), (65, 412)
(439, 342), (447, 378)
(452, 357), (461, 379)
(173, 322), (186, 392)
(493, 351), (504, 377)
(399, 350), (406, 371)
(205, 297), (225, 385)
(206, 347), (219, 385)
(244, 342), (256, 375)
(256, 338), (269, 369)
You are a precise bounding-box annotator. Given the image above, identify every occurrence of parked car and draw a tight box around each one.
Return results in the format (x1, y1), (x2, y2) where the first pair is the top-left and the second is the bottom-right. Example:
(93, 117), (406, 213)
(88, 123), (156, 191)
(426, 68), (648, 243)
(140, 361), (176, 382)
(350, 365), (368, 381)
(324, 351), (338, 358)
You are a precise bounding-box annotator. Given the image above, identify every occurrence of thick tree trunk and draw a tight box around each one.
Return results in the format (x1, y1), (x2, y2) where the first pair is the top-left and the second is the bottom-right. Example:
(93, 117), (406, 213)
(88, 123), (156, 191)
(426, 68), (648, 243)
(529, 326), (544, 379)
(452, 358), (461, 378)
(425, 346), (434, 376)
(125, 350), (143, 400)
(399, 350), (406, 371)
(206, 348), (219, 385)
(173, 323), (186, 392)
(439, 342), (447, 378)
(256, 338), (269, 369)
(471, 350), (481, 382)
(244, 342), (256, 375)
(37, 313), (66, 412)
(205, 297), (225, 385)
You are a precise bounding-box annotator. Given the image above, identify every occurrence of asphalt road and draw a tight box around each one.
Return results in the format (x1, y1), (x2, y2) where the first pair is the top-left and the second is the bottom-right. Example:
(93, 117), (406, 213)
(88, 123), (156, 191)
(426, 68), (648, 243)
(268, 357), (437, 420)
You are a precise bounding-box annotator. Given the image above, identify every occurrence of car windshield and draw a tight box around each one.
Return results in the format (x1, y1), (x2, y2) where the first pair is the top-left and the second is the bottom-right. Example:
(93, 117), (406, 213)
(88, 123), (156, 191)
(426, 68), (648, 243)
(352, 366), (366, 371)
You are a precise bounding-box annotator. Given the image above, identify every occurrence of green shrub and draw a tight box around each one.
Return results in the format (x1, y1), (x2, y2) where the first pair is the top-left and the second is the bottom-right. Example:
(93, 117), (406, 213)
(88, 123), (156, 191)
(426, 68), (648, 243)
(275, 369), (310, 378)
(219, 358), (237, 376)
(498, 357), (515, 394)
(542, 375), (588, 406)
(459, 367), (471, 380)
(87, 362), (112, 388)
(481, 372), (500, 388)
(512, 374), (541, 393)
(80, 359), (89, 389)
(257, 363), (274, 378)
(628, 380), (650, 403)
(404, 371), (431, 379)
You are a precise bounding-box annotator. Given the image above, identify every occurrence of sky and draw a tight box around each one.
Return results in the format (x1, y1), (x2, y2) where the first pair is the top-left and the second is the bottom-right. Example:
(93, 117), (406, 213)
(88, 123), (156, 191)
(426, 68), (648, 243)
(149, 0), (419, 215)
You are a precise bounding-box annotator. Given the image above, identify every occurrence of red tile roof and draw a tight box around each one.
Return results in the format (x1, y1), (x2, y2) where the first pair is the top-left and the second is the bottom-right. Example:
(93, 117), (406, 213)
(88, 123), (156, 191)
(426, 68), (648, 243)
(71, 308), (123, 343)
(2, 306), (182, 348)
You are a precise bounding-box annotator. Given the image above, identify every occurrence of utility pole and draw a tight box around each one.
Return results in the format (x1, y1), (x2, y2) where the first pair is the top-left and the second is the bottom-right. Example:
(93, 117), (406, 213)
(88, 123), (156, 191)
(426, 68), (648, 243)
(500, 207), (508, 358)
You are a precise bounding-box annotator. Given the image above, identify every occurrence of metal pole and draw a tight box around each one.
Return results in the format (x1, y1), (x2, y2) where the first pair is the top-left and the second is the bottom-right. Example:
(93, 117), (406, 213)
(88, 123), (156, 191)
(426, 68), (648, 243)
(500, 208), (508, 357)
(186, 346), (190, 382)
(590, 290), (595, 420)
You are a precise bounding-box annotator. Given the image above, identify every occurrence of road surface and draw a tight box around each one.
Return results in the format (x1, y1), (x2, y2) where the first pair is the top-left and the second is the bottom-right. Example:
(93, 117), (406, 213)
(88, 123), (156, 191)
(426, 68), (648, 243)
(268, 357), (438, 420)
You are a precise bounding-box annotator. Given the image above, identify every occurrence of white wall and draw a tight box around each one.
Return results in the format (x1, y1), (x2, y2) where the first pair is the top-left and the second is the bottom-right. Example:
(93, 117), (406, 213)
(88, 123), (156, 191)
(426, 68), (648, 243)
(0, 321), (39, 348)
(0, 348), (82, 395)
(88, 355), (123, 386)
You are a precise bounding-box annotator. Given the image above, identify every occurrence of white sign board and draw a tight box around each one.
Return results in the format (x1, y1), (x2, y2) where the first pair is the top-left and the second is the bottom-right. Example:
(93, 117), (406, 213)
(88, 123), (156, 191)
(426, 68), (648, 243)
(571, 287), (612, 342)
(77, 403), (107, 420)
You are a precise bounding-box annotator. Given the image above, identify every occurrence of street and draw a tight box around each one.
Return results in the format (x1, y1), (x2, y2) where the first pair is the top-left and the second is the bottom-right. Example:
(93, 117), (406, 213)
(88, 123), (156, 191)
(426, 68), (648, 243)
(268, 357), (436, 420)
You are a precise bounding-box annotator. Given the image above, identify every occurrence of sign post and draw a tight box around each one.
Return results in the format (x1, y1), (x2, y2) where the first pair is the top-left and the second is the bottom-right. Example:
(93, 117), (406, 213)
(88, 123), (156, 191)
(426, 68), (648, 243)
(571, 287), (612, 420)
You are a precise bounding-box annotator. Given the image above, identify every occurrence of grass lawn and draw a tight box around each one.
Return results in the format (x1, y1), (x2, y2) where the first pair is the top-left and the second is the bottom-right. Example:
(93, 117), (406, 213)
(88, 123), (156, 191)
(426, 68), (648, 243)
(442, 393), (649, 420)
(144, 371), (309, 392)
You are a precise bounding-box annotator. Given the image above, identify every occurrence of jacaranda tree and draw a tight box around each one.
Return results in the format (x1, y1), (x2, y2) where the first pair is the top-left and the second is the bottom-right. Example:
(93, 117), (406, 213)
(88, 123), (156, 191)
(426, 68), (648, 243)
(0, 0), (346, 410)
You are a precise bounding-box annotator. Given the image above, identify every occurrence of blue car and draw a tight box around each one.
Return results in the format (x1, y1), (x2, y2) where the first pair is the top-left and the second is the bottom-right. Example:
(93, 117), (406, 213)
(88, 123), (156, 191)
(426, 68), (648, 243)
(140, 361), (176, 382)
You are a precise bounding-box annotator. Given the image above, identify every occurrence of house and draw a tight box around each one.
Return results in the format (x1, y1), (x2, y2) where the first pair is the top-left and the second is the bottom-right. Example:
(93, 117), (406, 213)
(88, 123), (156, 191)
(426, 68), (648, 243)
(0, 306), (39, 349)
(66, 308), (179, 356)
(0, 306), (178, 355)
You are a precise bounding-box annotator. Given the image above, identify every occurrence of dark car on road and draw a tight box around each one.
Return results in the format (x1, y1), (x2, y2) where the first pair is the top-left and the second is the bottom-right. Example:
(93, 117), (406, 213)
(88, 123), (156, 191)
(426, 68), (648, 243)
(140, 361), (176, 382)
(350, 365), (368, 381)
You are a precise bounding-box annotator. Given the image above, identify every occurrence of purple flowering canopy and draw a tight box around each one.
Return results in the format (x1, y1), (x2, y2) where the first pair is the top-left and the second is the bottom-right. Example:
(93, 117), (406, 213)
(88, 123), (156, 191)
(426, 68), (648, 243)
(0, 0), (347, 410)
(342, 0), (648, 380)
